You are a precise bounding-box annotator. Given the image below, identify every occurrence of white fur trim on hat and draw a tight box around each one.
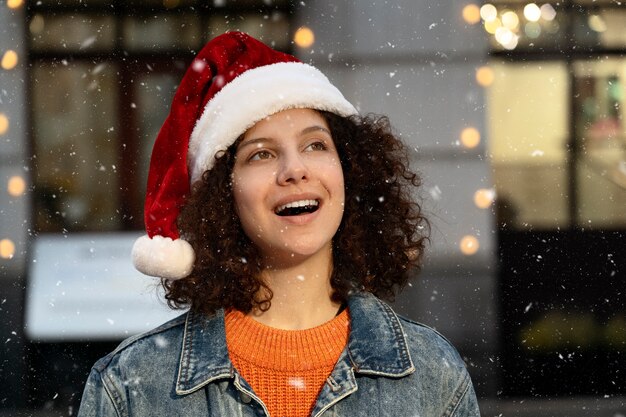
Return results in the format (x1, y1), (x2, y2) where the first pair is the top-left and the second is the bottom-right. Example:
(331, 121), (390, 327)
(132, 235), (195, 280)
(188, 61), (357, 183)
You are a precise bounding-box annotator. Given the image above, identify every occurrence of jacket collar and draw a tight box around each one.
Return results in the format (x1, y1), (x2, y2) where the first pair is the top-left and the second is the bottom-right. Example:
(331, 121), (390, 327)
(175, 292), (414, 395)
(345, 292), (415, 377)
(175, 307), (233, 395)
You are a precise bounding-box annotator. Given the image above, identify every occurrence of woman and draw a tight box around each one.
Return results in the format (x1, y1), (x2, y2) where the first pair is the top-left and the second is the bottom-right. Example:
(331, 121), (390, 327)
(78, 32), (480, 417)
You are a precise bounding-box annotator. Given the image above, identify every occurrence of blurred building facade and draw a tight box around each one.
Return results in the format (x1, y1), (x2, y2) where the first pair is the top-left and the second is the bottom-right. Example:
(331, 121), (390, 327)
(1, 0), (625, 415)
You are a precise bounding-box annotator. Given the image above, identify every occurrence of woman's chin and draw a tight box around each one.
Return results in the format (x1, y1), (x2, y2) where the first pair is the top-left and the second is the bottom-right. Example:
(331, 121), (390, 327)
(260, 243), (333, 268)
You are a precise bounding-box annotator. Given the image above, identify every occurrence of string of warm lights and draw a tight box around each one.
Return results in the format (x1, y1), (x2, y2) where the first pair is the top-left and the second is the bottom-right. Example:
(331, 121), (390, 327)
(1, 0), (25, 261)
(464, 2), (558, 50)
(459, 4), (499, 256)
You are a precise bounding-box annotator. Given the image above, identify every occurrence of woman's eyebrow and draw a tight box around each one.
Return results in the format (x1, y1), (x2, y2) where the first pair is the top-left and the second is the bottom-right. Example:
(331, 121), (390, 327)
(236, 137), (275, 151)
(299, 125), (331, 136)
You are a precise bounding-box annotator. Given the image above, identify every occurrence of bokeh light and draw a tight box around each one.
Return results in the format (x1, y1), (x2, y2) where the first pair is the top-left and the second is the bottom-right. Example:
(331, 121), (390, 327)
(460, 235), (479, 256)
(501, 11), (520, 30)
(461, 127), (481, 148)
(588, 15), (607, 33)
(1, 50), (18, 70)
(540, 4), (557, 21)
(8, 176), (26, 197)
(7, 0), (24, 9)
(502, 33), (519, 50)
(462, 4), (481, 25)
(0, 113), (9, 135)
(480, 3), (498, 22)
(30, 14), (45, 34)
(484, 18), (501, 35)
(476, 66), (494, 87)
(474, 188), (496, 209)
(294, 26), (315, 48)
(495, 26), (519, 50)
(525, 22), (542, 39)
(495, 27), (514, 45)
(0, 239), (15, 260)
(523, 3), (541, 22)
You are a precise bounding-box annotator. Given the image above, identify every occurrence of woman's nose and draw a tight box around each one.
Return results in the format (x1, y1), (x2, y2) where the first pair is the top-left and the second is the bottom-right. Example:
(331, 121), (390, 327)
(277, 152), (309, 185)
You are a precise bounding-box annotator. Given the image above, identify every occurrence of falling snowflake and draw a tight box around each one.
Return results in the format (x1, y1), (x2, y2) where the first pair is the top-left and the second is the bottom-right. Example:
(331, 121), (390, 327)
(288, 377), (306, 389)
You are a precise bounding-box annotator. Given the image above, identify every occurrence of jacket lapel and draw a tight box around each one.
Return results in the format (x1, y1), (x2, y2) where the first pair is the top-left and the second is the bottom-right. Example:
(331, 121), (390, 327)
(175, 309), (233, 395)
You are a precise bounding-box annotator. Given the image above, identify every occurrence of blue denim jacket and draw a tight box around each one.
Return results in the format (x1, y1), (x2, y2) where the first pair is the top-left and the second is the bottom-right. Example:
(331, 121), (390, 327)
(77, 292), (480, 416)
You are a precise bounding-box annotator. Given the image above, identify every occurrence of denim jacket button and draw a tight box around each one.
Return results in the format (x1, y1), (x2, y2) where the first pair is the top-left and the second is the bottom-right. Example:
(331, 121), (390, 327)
(240, 392), (252, 404)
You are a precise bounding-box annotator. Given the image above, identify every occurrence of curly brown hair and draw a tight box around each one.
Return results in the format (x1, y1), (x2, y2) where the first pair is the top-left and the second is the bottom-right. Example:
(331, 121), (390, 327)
(163, 111), (429, 316)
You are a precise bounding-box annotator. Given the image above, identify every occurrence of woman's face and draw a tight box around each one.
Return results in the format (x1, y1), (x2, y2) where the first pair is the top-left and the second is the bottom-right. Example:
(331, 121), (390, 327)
(231, 108), (345, 264)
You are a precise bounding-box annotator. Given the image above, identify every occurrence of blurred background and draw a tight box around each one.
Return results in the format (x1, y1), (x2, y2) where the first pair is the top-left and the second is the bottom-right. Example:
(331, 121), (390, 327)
(1, 0), (626, 415)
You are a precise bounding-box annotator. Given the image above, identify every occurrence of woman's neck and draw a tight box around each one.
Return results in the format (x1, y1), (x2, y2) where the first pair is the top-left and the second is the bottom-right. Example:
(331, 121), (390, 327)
(249, 245), (341, 330)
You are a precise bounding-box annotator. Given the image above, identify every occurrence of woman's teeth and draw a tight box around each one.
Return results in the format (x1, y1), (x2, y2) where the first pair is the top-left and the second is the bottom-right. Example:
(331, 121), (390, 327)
(275, 199), (319, 216)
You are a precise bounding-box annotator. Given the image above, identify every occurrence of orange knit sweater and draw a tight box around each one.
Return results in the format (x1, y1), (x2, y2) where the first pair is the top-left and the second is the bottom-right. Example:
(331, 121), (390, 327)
(225, 309), (350, 417)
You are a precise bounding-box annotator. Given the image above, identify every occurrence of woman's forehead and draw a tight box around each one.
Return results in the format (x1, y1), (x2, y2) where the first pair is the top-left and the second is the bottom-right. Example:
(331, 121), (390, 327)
(244, 108), (327, 135)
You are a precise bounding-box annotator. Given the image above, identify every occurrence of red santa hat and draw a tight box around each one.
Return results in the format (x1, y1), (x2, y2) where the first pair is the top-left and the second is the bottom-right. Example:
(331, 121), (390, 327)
(132, 31), (357, 280)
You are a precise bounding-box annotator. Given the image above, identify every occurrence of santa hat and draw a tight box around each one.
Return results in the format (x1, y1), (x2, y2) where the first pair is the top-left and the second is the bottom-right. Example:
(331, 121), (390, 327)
(132, 31), (357, 280)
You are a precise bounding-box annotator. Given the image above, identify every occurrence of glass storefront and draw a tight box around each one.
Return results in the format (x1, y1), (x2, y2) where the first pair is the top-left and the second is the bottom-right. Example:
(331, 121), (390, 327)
(484, 1), (626, 397)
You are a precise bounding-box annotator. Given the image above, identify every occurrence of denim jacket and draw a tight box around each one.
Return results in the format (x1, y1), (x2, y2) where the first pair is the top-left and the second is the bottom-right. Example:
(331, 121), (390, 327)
(77, 292), (480, 417)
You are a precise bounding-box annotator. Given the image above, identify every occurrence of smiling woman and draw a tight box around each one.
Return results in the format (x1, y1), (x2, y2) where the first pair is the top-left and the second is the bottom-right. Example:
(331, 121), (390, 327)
(232, 109), (345, 271)
(167, 108), (431, 326)
(77, 32), (481, 417)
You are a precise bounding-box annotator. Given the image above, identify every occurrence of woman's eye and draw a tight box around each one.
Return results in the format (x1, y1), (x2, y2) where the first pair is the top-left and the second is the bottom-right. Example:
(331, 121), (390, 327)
(305, 141), (327, 152)
(249, 150), (273, 161)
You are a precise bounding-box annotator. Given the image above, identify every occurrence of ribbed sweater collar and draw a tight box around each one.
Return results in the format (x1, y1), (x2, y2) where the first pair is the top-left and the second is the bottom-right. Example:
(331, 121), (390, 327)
(225, 308), (350, 372)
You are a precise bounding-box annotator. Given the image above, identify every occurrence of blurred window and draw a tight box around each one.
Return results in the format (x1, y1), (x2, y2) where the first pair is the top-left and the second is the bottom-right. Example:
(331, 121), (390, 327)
(30, 14), (116, 53)
(485, 1), (626, 398)
(575, 9), (626, 49)
(484, 2), (626, 230)
(32, 61), (120, 232)
(488, 61), (570, 229)
(573, 59), (626, 227)
(28, 2), (294, 233)
(122, 14), (202, 51)
(207, 11), (290, 50)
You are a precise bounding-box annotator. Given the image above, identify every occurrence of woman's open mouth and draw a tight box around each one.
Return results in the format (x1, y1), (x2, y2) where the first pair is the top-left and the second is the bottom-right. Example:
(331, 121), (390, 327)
(274, 199), (320, 216)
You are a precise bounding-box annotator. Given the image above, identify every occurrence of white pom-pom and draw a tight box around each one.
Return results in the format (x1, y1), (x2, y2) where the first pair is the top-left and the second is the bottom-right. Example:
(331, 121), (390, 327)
(132, 235), (195, 280)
